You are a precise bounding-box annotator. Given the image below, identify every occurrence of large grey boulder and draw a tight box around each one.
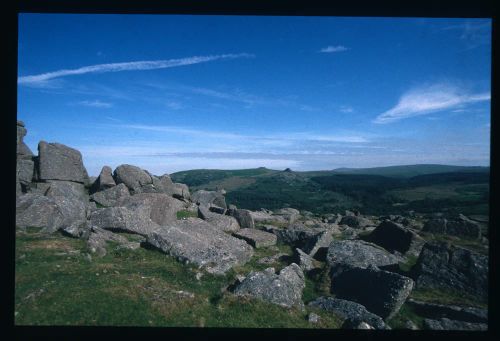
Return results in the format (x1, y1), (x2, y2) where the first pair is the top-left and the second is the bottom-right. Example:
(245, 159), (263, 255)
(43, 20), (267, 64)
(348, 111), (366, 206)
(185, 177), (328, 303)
(340, 215), (374, 229)
(308, 297), (388, 330)
(332, 265), (414, 320)
(191, 190), (227, 209)
(326, 240), (403, 278)
(366, 220), (425, 257)
(91, 166), (116, 192)
(265, 223), (321, 249)
(273, 208), (300, 223)
(172, 183), (191, 200)
(249, 210), (288, 225)
(423, 215), (481, 239)
(89, 206), (159, 236)
(406, 298), (487, 323)
(146, 218), (254, 275)
(301, 230), (333, 258)
(16, 194), (65, 231)
(87, 226), (141, 257)
(37, 141), (89, 184)
(231, 209), (255, 229)
(294, 248), (314, 271)
(233, 263), (305, 309)
(423, 318), (487, 331)
(90, 183), (130, 207)
(119, 193), (185, 226)
(113, 164), (153, 194)
(17, 159), (34, 185)
(198, 206), (240, 232)
(44, 180), (89, 203)
(17, 121), (34, 158)
(412, 242), (488, 300)
(233, 228), (277, 248)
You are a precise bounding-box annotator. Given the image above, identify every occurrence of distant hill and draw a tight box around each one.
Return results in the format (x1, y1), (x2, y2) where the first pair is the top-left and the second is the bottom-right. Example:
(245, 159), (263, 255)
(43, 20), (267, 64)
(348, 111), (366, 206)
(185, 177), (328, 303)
(329, 164), (489, 178)
(171, 164), (489, 216)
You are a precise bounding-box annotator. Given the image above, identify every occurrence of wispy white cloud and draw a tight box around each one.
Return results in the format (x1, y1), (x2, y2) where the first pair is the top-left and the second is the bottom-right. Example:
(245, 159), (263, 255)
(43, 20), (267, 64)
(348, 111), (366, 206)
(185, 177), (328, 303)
(373, 83), (490, 124)
(319, 45), (350, 53)
(77, 100), (113, 108)
(340, 105), (354, 113)
(18, 53), (254, 86)
(165, 101), (183, 110)
(441, 20), (491, 49)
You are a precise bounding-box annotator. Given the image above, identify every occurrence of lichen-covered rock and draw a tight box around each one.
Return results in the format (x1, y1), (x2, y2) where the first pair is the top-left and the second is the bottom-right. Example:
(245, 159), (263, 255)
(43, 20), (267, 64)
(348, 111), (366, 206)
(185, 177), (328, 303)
(326, 240), (403, 278)
(146, 218), (253, 275)
(308, 297), (388, 330)
(198, 205), (240, 232)
(294, 248), (314, 271)
(191, 190), (227, 209)
(331, 265), (414, 320)
(301, 230), (333, 258)
(231, 209), (255, 229)
(89, 206), (159, 236)
(16, 194), (65, 231)
(406, 298), (487, 323)
(233, 228), (277, 248)
(87, 226), (140, 257)
(17, 159), (34, 185)
(366, 220), (425, 257)
(113, 164), (153, 194)
(91, 166), (116, 192)
(273, 208), (300, 223)
(423, 214), (482, 239)
(37, 141), (89, 184)
(340, 215), (374, 229)
(90, 183), (131, 207)
(233, 263), (305, 309)
(119, 193), (185, 226)
(17, 120), (34, 158)
(412, 242), (488, 300)
(423, 318), (487, 331)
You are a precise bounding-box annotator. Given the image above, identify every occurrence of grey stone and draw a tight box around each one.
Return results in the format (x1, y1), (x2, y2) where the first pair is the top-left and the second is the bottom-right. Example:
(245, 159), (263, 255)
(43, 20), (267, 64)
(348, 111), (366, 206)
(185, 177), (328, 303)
(423, 318), (487, 331)
(87, 226), (138, 257)
(89, 206), (159, 236)
(172, 183), (191, 200)
(294, 248), (314, 271)
(308, 297), (388, 330)
(44, 180), (89, 203)
(209, 205), (226, 215)
(340, 215), (374, 229)
(301, 230), (333, 258)
(17, 159), (34, 185)
(257, 253), (287, 265)
(249, 210), (288, 225)
(92, 166), (116, 192)
(366, 220), (425, 257)
(192, 190), (227, 209)
(231, 209), (255, 229)
(413, 242), (488, 300)
(198, 206), (240, 232)
(90, 183), (131, 207)
(113, 164), (153, 194)
(119, 193), (185, 226)
(146, 218), (253, 275)
(308, 313), (320, 324)
(406, 298), (487, 323)
(61, 220), (91, 239)
(16, 194), (65, 231)
(233, 263), (305, 309)
(274, 208), (300, 223)
(331, 266), (414, 320)
(37, 141), (88, 183)
(266, 223), (322, 249)
(326, 240), (403, 278)
(423, 215), (481, 239)
(233, 228), (277, 248)
(17, 121), (34, 158)
(342, 320), (375, 329)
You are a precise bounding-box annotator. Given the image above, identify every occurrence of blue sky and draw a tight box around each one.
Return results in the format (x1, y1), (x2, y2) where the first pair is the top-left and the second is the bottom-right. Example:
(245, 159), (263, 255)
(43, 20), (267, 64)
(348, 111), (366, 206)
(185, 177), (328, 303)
(18, 14), (491, 176)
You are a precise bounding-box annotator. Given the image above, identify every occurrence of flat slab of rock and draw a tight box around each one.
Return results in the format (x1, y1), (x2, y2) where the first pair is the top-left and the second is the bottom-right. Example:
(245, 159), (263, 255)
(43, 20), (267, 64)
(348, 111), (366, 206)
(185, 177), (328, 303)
(201, 211), (240, 233)
(87, 226), (140, 257)
(265, 223), (323, 249)
(249, 210), (287, 225)
(326, 240), (403, 277)
(294, 248), (314, 271)
(308, 297), (388, 330)
(89, 206), (159, 236)
(366, 220), (425, 257)
(407, 298), (487, 323)
(273, 208), (300, 223)
(16, 194), (65, 232)
(340, 215), (374, 229)
(192, 190), (227, 209)
(413, 242), (488, 300)
(332, 265), (414, 320)
(233, 228), (277, 248)
(233, 263), (305, 309)
(423, 214), (481, 239)
(119, 193), (185, 226)
(146, 218), (253, 275)
(90, 183), (130, 207)
(37, 141), (88, 183)
(423, 318), (487, 331)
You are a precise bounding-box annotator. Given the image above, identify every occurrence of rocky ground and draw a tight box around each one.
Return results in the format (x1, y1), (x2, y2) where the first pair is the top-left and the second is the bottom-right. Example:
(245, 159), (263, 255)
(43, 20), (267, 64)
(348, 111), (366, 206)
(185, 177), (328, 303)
(15, 120), (489, 329)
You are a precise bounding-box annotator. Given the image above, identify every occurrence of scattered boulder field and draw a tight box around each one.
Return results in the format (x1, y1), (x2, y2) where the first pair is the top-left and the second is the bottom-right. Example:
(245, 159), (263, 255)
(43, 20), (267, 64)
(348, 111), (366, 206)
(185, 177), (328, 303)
(15, 121), (489, 330)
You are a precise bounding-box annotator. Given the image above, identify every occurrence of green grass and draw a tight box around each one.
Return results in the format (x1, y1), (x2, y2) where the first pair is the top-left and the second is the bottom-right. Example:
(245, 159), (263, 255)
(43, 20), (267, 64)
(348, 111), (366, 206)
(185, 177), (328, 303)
(176, 210), (198, 219)
(387, 303), (425, 329)
(15, 229), (342, 328)
(419, 232), (488, 255)
(410, 288), (488, 309)
(398, 255), (418, 273)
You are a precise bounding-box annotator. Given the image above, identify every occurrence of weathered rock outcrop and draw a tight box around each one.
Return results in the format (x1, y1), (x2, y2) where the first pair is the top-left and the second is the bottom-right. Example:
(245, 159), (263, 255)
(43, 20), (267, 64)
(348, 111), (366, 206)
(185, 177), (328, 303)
(366, 220), (425, 257)
(197, 205), (240, 232)
(423, 214), (482, 239)
(191, 190), (227, 209)
(406, 298), (487, 324)
(231, 209), (255, 229)
(308, 297), (388, 330)
(118, 193), (185, 226)
(326, 240), (403, 278)
(233, 228), (277, 248)
(113, 164), (153, 194)
(339, 215), (374, 229)
(273, 208), (300, 223)
(146, 218), (253, 275)
(16, 193), (65, 231)
(331, 265), (414, 320)
(412, 242), (488, 300)
(37, 141), (89, 184)
(294, 248), (314, 271)
(90, 183), (130, 207)
(17, 120), (34, 158)
(91, 166), (116, 192)
(87, 226), (141, 257)
(233, 263), (305, 309)
(89, 206), (159, 236)
(422, 318), (487, 331)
